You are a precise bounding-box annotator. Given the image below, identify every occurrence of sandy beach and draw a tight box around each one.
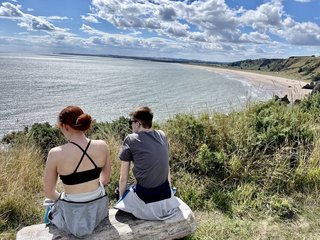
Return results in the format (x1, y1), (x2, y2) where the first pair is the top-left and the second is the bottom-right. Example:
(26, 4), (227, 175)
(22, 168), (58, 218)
(187, 65), (311, 102)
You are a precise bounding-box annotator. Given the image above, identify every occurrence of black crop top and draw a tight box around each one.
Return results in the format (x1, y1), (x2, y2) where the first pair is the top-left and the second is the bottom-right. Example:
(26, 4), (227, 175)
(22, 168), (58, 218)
(59, 140), (102, 185)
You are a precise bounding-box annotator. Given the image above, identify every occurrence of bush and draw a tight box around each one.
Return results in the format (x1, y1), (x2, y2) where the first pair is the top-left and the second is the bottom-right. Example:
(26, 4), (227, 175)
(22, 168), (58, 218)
(172, 171), (208, 210)
(28, 122), (65, 158)
(0, 195), (41, 232)
(90, 116), (131, 141)
(267, 196), (298, 219)
(312, 73), (320, 81)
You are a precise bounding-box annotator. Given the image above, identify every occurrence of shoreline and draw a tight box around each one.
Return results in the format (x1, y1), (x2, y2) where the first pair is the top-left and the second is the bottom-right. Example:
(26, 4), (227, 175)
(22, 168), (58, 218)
(185, 64), (311, 102)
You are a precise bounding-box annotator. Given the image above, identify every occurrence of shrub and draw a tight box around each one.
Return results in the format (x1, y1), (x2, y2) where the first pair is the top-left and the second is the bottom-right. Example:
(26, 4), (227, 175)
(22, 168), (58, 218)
(0, 195), (41, 232)
(312, 73), (320, 81)
(28, 122), (65, 158)
(90, 116), (131, 141)
(172, 171), (208, 210)
(267, 196), (298, 219)
(231, 183), (263, 216)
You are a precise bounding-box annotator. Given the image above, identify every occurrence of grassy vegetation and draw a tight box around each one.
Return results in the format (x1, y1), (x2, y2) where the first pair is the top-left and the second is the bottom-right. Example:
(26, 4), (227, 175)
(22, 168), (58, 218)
(1, 94), (320, 239)
(0, 137), (44, 239)
(224, 56), (320, 82)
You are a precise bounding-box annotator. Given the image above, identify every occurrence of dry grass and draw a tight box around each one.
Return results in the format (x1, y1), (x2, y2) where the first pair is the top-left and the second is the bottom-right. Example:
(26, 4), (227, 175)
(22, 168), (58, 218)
(0, 139), (44, 239)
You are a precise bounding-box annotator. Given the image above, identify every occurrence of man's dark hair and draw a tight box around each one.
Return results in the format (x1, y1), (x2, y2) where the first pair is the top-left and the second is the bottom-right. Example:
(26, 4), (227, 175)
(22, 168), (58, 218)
(130, 106), (153, 128)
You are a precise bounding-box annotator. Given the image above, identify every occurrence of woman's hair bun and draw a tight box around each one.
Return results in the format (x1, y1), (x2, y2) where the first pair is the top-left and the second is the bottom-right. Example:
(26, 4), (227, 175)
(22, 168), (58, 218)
(75, 113), (92, 131)
(58, 106), (92, 132)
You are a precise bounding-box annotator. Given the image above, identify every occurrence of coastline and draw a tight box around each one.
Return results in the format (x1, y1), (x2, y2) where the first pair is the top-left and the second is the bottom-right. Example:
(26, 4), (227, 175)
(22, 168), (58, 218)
(185, 64), (311, 102)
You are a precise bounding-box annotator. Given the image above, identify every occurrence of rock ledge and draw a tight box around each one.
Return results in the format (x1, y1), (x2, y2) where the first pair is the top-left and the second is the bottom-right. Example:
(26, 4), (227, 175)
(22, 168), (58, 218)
(17, 198), (196, 240)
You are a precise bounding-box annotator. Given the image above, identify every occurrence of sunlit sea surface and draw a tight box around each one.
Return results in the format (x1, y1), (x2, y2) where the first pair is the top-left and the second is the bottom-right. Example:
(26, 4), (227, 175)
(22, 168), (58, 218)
(0, 53), (283, 138)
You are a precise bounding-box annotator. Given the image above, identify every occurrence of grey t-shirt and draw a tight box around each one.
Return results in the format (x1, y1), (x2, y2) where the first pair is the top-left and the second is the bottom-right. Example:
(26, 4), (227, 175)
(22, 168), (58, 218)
(119, 130), (169, 188)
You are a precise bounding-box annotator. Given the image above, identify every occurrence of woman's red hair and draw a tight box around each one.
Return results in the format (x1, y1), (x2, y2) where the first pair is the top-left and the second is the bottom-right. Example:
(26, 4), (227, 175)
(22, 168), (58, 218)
(58, 106), (92, 131)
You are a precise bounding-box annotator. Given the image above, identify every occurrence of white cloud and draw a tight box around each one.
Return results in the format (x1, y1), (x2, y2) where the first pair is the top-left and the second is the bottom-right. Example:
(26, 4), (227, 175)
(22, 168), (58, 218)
(0, 2), (23, 17)
(46, 16), (69, 21)
(87, 0), (320, 59)
(1, 0), (320, 61)
(80, 23), (194, 54)
(239, 32), (271, 44)
(294, 0), (311, 2)
(181, 0), (240, 39)
(0, 2), (68, 32)
(254, 46), (266, 54)
(280, 21), (320, 45)
(158, 6), (177, 21)
(128, 30), (142, 37)
(90, 0), (241, 44)
(159, 22), (189, 38)
(81, 15), (99, 23)
(81, 24), (102, 35)
(240, 1), (284, 30)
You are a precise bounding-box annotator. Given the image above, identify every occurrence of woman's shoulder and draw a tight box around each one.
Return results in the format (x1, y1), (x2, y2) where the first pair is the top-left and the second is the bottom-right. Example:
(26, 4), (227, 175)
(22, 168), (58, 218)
(47, 145), (64, 162)
(49, 145), (63, 154)
(90, 139), (108, 146)
(89, 139), (109, 153)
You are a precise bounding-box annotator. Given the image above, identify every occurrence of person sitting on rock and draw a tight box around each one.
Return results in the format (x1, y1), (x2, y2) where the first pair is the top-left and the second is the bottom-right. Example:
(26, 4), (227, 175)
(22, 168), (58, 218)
(115, 106), (180, 220)
(44, 106), (111, 237)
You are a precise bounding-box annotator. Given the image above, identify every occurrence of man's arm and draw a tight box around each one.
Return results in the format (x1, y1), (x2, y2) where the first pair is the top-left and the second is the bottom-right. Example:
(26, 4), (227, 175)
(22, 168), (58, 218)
(168, 168), (172, 188)
(119, 161), (130, 198)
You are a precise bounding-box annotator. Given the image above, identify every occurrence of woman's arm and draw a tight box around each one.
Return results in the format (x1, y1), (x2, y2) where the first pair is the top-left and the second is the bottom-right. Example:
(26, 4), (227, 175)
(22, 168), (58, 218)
(44, 149), (60, 200)
(119, 161), (130, 198)
(100, 142), (111, 186)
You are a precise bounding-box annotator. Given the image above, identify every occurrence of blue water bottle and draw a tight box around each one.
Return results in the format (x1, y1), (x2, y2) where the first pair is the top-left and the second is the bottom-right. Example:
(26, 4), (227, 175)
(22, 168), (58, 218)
(43, 199), (55, 224)
(172, 187), (177, 195)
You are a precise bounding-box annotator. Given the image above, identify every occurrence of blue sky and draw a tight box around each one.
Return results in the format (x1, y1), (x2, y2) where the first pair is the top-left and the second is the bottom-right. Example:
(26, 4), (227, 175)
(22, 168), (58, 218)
(0, 0), (319, 62)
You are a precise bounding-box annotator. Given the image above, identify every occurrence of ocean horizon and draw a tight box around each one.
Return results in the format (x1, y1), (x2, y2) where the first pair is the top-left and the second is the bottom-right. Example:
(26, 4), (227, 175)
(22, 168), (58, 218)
(0, 53), (284, 138)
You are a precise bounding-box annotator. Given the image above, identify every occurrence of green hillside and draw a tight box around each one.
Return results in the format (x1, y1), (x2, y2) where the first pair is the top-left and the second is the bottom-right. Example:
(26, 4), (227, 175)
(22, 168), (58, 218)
(226, 56), (320, 82)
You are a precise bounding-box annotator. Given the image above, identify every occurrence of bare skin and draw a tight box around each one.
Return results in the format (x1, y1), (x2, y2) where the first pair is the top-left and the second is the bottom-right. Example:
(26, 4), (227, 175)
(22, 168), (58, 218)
(44, 123), (111, 200)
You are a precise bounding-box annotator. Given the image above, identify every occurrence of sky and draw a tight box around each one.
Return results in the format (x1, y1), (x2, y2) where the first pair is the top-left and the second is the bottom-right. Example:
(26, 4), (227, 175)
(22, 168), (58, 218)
(0, 0), (319, 62)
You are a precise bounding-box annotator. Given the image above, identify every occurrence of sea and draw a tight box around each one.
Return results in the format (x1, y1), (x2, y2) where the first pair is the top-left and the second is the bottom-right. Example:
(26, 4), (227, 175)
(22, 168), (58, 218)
(0, 53), (284, 138)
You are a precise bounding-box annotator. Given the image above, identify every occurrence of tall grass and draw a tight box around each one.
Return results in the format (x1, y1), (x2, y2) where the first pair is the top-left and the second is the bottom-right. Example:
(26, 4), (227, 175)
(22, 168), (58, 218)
(1, 94), (320, 239)
(0, 137), (43, 239)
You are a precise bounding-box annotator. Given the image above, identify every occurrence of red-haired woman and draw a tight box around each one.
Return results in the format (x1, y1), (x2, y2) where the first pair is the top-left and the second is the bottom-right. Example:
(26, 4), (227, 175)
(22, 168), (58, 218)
(44, 106), (111, 237)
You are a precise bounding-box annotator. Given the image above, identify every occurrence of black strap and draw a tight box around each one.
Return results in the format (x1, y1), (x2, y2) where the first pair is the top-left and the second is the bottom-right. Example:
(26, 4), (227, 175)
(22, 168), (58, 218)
(60, 193), (108, 204)
(69, 140), (98, 172)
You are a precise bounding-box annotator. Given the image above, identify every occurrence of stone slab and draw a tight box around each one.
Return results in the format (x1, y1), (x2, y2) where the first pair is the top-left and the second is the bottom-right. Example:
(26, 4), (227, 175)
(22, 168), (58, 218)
(16, 198), (196, 240)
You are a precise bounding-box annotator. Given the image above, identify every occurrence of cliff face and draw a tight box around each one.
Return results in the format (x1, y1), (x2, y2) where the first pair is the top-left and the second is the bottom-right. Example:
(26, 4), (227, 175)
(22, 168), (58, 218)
(227, 56), (320, 82)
